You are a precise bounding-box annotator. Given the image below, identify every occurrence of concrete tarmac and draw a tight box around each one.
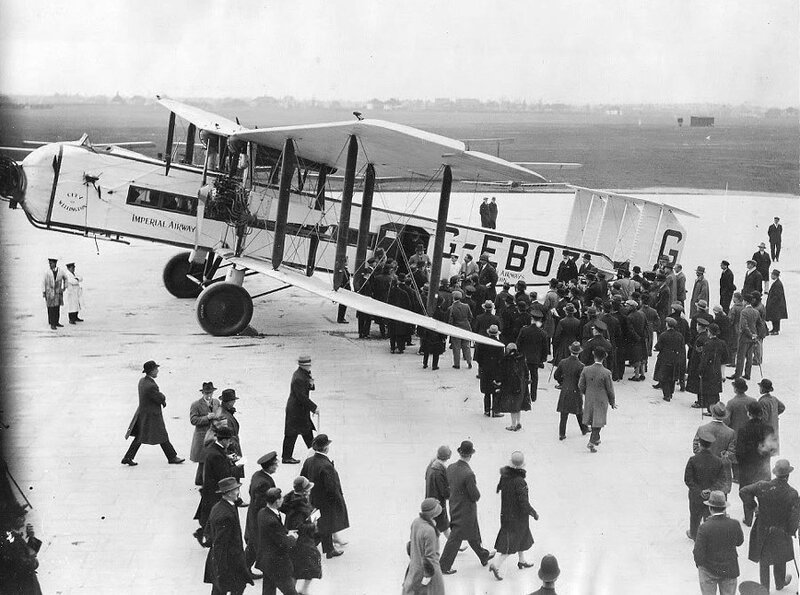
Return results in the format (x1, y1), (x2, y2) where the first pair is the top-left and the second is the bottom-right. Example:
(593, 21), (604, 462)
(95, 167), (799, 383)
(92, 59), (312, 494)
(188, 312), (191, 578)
(2, 190), (797, 594)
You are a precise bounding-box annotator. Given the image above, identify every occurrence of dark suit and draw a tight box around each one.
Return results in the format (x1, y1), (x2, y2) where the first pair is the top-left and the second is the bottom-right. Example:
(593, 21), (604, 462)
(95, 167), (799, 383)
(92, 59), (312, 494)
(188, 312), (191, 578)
(300, 452), (349, 554)
(439, 459), (491, 571)
(516, 324), (548, 401)
(742, 269), (763, 297)
(719, 268), (735, 313)
(255, 507), (297, 595)
(684, 450), (726, 538)
(123, 375), (178, 461)
(196, 442), (236, 529)
(204, 499), (254, 595)
(556, 258), (578, 283)
(282, 368), (317, 460)
(768, 223), (782, 260)
(244, 469), (275, 566)
(693, 513), (743, 589)
(554, 355), (588, 438)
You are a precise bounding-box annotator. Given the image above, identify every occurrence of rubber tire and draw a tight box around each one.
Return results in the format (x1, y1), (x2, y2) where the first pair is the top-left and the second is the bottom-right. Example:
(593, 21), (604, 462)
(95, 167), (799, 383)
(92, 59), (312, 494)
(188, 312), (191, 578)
(196, 283), (253, 336)
(163, 252), (203, 298)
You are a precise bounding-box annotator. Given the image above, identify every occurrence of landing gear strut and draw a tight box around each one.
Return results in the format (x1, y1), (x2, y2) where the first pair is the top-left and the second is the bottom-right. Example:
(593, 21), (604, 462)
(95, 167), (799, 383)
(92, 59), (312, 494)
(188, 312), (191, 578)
(196, 282), (253, 336)
(162, 251), (222, 298)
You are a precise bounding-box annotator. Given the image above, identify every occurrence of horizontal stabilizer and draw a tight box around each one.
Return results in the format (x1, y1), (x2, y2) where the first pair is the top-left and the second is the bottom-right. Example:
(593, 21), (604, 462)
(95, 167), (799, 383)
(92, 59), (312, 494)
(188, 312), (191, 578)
(156, 97), (246, 136)
(226, 255), (504, 347)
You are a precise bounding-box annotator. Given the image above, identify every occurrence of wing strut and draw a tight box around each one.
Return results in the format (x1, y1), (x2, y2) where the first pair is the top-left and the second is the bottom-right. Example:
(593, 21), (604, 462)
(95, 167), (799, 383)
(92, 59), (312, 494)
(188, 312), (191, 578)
(164, 111), (176, 176)
(272, 139), (296, 269)
(353, 163), (375, 278)
(426, 165), (453, 315)
(333, 135), (358, 290)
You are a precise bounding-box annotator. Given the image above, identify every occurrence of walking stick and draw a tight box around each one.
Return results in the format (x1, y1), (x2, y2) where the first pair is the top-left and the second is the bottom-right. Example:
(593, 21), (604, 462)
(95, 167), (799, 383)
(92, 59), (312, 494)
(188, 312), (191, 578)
(548, 361), (555, 383)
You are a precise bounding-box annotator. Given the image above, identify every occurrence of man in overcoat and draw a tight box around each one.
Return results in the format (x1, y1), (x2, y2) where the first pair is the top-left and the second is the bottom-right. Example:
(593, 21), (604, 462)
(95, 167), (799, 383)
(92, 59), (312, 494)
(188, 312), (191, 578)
(552, 303), (581, 363)
(555, 342), (589, 440)
(474, 325), (504, 416)
(41, 257), (67, 329)
(195, 426), (239, 546)
(300, 434), (349, 558)
(556, 251), (578, 284)
(477, 253), (498, 301)
(736, 403), (775, 506)
(479, 197), (490, 227)
(765, 270), (787, 334)
(122, 360), (184, 466)
(255, 487), (298, 595)
(756, 378), (785, 455)
(281, 355), (318, 464)
(578, 321), (612, 370)
(578, 348), (616, 453)
(740, 460), (800, 592)
(693, 403), (737, 494)
(690, 266), (710, 318)
(402, 498), (446, 595)
(217, 389), (243, 457)
(516, 310), (548, 402)
(751, 243), (771, 291)
(244, 452), (278, 573)
(742, 260), (763, 296)
(425, 446), (452, 536)
(692, 491), (743, 595)
(190, 382), (221, 485)
(732, 295), (760, 380)
(439, 440), (495, 574)
(203, 478), (254, 595)
(719, 261), (735, 313)
(695, 323), (729, 412)
(684, 428), (727, 540)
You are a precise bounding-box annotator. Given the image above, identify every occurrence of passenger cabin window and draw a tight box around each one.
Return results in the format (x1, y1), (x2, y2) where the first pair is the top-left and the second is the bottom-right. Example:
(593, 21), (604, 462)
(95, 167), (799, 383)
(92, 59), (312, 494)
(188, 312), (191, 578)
(127, 186), (197, 216)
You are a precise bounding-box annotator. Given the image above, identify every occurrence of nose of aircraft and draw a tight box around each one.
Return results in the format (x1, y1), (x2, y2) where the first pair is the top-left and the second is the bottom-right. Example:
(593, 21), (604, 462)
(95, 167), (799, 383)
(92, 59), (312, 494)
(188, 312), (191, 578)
(1, 144), (62, 221)
(0, 153), (25, 208)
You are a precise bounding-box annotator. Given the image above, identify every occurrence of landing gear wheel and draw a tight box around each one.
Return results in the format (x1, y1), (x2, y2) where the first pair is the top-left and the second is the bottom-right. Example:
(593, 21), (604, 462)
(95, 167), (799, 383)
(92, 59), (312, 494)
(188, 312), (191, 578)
(163, 251), (203, 298)
(196, 283), (253, 336)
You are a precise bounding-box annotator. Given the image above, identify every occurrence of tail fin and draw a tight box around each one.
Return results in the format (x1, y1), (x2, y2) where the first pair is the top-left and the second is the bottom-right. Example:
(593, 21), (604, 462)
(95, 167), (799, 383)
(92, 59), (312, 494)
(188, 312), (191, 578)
(565, 186), (693, 269)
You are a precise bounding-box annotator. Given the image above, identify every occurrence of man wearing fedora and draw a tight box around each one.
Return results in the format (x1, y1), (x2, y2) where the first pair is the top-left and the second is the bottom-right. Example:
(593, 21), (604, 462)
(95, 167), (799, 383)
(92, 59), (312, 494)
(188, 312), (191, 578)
(579, 348), (616, 453)
(282, 356), (318, 464)
(685, 428), (727, 540)
(675, 263), (687, 307)
(439, 440), (495, 574)
(191, 382), (221, 485)
(556, 251), (578, 284)
(693, 490), (744, 595)
(402, 497), (446, 595)
(204, 477), (254, 595)
(474, 325), (504, 416)
(122, 360), (184, 466)
(555, 341), (589, 440)
(690, 266), (710, 318)
(477, 253), (498, 301)
(765, 269), (787, 335)
(757, 378), (785, 455)
(516, 310), (548, 402)
(195, 426), (239, 547)
(740, 459), (799, 592)
(653, 317), (686, 402)
(527, 554), (561, 594)
(42, 256), (67, 330)
(218, 389), (243, 457)
(244, 452), (278, 574)
(752, 243), (771, 291)
(255, 487), (298, 595)
(742, 260), (763, 297)
(300, 434), (349, 559)
(693, 403), (737, 494)
(731, 295), (761, 380)
(719, 261), (736, 313)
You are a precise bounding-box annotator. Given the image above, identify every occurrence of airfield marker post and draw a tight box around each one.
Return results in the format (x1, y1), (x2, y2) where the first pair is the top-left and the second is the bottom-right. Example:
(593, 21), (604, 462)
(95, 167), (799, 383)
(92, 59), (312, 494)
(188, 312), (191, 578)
(426, 165), (452, 315)
(354, 163), (376, 280)
(272, 139), (296, 269)
(333, 135), (359, 290)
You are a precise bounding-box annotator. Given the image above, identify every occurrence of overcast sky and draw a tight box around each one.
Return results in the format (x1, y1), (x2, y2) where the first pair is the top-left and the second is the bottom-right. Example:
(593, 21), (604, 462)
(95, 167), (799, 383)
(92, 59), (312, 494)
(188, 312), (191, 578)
(1, 1), (797, 105)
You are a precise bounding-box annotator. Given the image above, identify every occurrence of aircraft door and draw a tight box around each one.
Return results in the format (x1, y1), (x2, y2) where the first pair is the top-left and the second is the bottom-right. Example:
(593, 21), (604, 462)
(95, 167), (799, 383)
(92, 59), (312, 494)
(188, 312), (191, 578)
(375, 223), (430, 273)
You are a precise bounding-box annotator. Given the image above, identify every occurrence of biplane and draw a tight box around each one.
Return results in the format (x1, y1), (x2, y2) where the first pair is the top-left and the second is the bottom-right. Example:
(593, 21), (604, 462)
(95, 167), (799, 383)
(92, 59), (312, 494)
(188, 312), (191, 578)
(0, 98), (694, 342)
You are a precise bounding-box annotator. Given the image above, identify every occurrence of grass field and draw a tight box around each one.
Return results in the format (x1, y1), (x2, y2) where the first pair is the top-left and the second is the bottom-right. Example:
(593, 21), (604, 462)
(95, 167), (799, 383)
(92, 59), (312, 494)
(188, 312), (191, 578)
(1, 104), (797, 194)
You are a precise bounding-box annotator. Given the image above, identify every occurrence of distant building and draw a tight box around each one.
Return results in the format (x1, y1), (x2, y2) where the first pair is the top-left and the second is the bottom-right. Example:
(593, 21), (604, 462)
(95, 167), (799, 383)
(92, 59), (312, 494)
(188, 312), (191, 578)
(690, 116), (714, 127)
(606, 106), (622, 115)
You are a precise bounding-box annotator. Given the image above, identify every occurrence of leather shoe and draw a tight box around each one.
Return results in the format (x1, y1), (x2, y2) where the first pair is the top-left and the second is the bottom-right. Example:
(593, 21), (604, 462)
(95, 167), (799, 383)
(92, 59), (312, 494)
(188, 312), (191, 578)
(168, 457), (185, 464)
(652, 383), (662, 389)
(75, 317), (84, 322)
(559, 435), (566, 441)
(282, 458), (300, 464)
(489, 564), (503, 580)
(55, 323), (64, 327)
(121, 458), (138, 466)
(491, 412), (504, 417)
(326, 549), (344, 559)
(518, 561), (535, 569)
(481, 551), (496, 566)
(442, 569), (457, 575)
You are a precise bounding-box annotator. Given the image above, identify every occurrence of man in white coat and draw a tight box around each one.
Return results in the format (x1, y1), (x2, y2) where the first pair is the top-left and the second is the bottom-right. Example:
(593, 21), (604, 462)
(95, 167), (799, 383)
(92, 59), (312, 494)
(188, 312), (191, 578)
(64, 261), (84, 323)
(42, 257), (67, 330)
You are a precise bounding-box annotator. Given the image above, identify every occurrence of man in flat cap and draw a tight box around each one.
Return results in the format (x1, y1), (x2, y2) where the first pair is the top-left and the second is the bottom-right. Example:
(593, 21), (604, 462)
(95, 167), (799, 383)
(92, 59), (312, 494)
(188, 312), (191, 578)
(244, 451), (278, 575)
(122, 360), (184, 466)
(685, 427), (727, 540)
(692, 491), (743, 595)
(190, 382), (221, 485)
(203, 477), (253, 595)
(42, 257), (67, 330)
(301, 434), (349, 558)
(690, 266), (710, 318)
(282, 355), (318, 464)
(719, 261), (735, 313)
(740, 459), (800, 592)
(439, 440), (495, 574)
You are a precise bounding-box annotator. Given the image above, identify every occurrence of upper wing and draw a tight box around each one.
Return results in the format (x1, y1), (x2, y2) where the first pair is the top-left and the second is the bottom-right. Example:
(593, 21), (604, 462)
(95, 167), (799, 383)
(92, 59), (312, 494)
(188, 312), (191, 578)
(231, 120), (547, 183)
(225, 255), (504, 347)
(157, 97), (246, 136)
